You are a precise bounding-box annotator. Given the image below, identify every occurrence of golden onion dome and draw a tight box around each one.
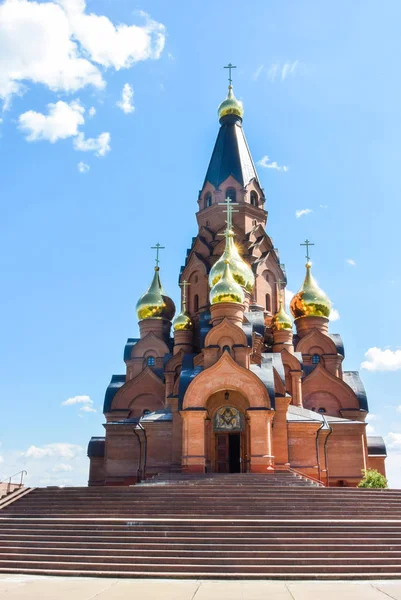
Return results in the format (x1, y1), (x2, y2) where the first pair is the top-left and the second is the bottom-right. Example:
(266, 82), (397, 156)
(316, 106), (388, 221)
(209, 229), (254, 293)
(272, 299), (293, 331)
(210, 260), (245, 305)
(136, 267), (176, 321)
(172, 310), (192, 332)
(290, 262), (331, 319)
(218, 85), (244, 120)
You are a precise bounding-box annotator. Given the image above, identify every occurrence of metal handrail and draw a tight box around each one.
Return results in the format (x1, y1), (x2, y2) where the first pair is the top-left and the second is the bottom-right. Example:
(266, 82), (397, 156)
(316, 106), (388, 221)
(288, 467), (325, 487)
(0, 470), (27, 495)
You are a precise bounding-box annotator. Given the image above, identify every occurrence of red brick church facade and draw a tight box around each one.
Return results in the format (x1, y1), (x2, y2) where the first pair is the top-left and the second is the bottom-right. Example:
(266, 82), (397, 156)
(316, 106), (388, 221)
(88, 84), (386, 487)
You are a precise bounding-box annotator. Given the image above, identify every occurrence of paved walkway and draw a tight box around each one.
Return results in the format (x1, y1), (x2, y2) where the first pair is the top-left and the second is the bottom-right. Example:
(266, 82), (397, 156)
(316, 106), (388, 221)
(1, 576), (401, 599)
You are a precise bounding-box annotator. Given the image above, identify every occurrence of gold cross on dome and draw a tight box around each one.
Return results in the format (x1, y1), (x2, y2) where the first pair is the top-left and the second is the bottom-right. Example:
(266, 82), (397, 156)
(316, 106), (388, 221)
(300, 239), (315, 262)
(151, 243), (165, 267)
(218, 196), (239, 231)
(179, 280), (190, 308)
(224, 63), (237, 86)
(277, 279), (286, 303)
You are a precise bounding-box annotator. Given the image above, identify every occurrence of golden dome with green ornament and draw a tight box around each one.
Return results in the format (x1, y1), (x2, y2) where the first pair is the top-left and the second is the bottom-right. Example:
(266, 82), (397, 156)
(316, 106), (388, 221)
(290, 239), (331, 319)
(136, 244), (176, 322)
(208, 198), (255, 293)
(218, 85), (244, 121)
(173, 280), (192, 332)
(290, 262), (331, 319)
(210, 260), (245, 305)
(272, 298), (293, 331)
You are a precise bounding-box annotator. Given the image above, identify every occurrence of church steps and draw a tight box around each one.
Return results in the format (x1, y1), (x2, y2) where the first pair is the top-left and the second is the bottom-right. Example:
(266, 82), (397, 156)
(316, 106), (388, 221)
(4, 554), (401, 567)
(3, 547), (401, 559)
(2, 543), (401, 554)
(1, 481), (401, 578)
(2, 567), (401, 580)
(2, 560), (401, 577)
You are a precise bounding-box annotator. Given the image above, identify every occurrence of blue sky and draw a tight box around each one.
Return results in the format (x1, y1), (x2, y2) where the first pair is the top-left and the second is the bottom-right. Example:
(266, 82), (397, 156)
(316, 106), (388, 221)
(0, 0), (400, 487)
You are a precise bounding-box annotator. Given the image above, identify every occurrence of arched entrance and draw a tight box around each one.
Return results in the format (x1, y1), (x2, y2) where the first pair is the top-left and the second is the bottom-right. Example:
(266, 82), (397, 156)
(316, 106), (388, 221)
(205, 389), (249, 473)
(180, 352), (274, 473)
(214, 407), (244, 473)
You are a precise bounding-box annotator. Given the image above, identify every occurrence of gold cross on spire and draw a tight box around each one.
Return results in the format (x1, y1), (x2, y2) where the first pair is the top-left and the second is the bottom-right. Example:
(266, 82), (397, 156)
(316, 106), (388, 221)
(300, 239), (315, 262)
(218, 196), (239, 231)
(179, 280), (190, 310)
(224, 63), (237, 86)
(151, 243), (165, 267)
(277, 279), (286, 303)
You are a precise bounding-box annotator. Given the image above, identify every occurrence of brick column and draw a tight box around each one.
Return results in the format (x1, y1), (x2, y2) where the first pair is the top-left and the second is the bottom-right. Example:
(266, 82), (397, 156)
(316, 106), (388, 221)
(180, 410), (207, 473)
(246, 409), (275, 472)
(290, 370), (303, 407)
(273, 396), (291, 469)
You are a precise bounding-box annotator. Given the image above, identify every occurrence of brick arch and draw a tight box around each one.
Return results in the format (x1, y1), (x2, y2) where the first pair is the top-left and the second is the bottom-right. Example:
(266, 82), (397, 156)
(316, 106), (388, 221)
(296, 329), (338, 356)
(303, 391), (341, 415)
(205, 318), (248, 348)
(183, 351), (271, 410)
(112, 368), (165, 411)
(130, 333), (169, 359)
(128, 393), (164, 418)
(302, 364), (360, 415)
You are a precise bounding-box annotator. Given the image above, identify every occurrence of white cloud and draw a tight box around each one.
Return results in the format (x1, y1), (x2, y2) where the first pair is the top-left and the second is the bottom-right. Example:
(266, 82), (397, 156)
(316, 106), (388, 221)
(18, 99), (110, 156)
(285, 289), (294, 312)
(268, 61), (299, 83)
(346, 258), (356, 266)
(366, 424), (375, 434)
(117, 83), (135, 114)
(252, 64), (264, 81)
(62, 394), (96, 414)
(24, 442), (83, 460)
(88, 106), (96, 117)
(367, 413), (378, 421)
(0, 456), (4, 464)
(0, 0), (165, 109)
(282, 60), (299, 80)
(59, 1), (165, 70)
(257, 155), (288, 172)
(268, 64), (279, 82)
(18, 100), (84, 142)
(62, 394), (92, 406)
(387, 432), (401, 450)
(266, 161), (288, 172)
(320, 204), (328, 209)
(73, 131), (110, 156)
(80, 405), (96, 413)
(0, 0), (104, 108)
(295, 208), (312, 219)
(361, 347), (401, 372)
(329, 308), (340, 322)
(52, 463), (73, 472)
(77, 161), (89, 173)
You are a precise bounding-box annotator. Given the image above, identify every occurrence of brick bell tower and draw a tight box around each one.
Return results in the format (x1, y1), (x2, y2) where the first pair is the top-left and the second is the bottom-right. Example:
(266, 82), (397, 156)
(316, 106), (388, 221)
(179, 71), (286, 351)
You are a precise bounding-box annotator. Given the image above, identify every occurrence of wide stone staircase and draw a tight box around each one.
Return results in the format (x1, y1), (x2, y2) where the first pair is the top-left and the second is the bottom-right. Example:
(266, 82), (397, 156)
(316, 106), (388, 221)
(1, 472), (401, 578)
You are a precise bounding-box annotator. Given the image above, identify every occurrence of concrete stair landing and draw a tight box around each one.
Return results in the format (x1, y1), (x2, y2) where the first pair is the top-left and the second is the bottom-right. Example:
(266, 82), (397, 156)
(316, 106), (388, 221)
(0, 472), (400, 579)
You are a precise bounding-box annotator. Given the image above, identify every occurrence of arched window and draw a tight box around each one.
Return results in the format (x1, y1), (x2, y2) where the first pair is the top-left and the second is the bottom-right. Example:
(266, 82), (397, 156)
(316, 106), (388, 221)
(226, 188), (236, 203)
(142, 409), (151, 416)
(250, 191), (258, 206)
(147, 356), (155, 367)
(205, 192), (212, 208)
(222, 345), (231, 354)
(265, 293), (271, 312)
(194, 294), (199, 312)
(312, 354), (320, 365)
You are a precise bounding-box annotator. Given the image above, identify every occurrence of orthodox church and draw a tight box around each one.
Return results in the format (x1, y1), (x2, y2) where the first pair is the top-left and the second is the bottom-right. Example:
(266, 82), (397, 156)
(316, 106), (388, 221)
(88, 79), (386, 487)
